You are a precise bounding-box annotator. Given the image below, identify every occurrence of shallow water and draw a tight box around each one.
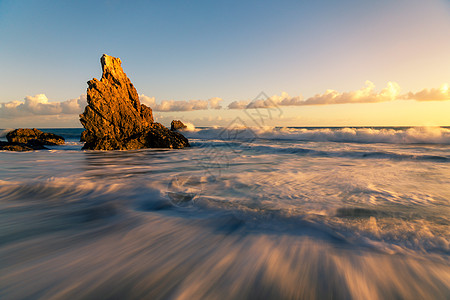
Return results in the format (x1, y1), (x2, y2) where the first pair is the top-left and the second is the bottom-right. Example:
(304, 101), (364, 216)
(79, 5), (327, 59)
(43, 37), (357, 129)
(0, 127), (449, 299)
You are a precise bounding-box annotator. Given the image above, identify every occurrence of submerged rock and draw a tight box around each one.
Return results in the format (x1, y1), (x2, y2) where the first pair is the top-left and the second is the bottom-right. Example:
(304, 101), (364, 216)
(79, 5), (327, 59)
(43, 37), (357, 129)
(80, 54), (189, 150)
(6, 128), (65, 145)
(0, 141), (46, 151)
(170, 120), (187, 131)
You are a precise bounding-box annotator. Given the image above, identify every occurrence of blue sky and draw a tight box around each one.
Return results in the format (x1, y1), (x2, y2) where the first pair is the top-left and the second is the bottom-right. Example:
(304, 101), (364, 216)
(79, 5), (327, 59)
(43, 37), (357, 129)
(0, 0), (449, 127)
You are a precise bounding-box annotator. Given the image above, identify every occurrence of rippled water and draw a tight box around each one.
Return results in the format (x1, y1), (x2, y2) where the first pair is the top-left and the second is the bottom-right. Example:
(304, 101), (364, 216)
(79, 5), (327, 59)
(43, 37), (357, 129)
(0, 127), (449, 299)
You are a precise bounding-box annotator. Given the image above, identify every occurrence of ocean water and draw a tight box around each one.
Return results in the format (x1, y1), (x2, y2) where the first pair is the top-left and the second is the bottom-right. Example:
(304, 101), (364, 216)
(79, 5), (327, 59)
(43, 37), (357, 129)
(0, 126), (449, 299)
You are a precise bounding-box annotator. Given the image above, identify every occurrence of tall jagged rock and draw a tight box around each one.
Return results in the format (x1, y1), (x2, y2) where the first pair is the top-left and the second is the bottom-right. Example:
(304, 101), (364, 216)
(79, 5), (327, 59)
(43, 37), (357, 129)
(80, 54), (189, 150)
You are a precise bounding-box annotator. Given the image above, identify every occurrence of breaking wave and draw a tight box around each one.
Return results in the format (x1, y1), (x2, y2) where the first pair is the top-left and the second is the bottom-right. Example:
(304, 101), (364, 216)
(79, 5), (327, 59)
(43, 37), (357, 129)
(184, 126), (450, 144)
(0, 128), (13, 139)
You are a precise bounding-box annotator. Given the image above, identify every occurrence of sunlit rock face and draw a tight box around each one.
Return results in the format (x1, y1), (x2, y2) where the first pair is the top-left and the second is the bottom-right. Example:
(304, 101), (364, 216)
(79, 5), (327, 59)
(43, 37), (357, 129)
(80, 54), (189, 150)
(7, 128), (65, 145)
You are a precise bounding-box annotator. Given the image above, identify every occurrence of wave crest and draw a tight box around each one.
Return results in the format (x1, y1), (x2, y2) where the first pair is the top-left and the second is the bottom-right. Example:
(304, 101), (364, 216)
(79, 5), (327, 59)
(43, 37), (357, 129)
(185, 126), (450, 144)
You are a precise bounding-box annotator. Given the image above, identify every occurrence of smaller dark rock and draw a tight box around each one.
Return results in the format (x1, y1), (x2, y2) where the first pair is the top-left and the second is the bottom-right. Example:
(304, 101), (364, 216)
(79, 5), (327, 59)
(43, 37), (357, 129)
(142, 123), (190, 149)
(1, 128), (64, 151)
(170, 120), (187, 131)
(7, 128), (65, 145)
(80, 130), (88, 143)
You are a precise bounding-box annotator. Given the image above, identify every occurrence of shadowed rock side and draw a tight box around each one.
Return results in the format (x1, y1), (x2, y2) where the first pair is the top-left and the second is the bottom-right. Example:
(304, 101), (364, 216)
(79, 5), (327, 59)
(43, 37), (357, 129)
(80, 54), (189, 150)
(0, 141), (46, 151)
(1, 128), (65, 151)
(171, 120), (187, 131)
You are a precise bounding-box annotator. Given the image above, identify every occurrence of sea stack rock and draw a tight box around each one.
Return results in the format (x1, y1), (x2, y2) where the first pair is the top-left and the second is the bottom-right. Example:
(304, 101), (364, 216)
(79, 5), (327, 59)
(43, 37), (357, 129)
(79, 54), (189, 150)
(171, 120), (187, 131)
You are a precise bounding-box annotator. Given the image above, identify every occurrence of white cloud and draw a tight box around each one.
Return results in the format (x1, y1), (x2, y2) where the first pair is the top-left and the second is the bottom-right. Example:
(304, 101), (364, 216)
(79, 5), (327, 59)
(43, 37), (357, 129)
(139, 95), (156, 107)
(302, 81), (401, 105)
(228, 100), (250, 109)
(228, 81), (403, 109)
(247, 92), (302, 108)
(0, 94), (87, 118)
(230, 92), (304, 109)
(208, 97), (223, 109)
(139, 94), (223, 111)
(402, 84), (450, 101)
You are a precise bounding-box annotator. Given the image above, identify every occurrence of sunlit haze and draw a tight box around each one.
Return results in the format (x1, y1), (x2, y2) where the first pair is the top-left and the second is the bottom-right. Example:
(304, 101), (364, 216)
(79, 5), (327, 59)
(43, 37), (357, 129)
(1, 0), (449, 127)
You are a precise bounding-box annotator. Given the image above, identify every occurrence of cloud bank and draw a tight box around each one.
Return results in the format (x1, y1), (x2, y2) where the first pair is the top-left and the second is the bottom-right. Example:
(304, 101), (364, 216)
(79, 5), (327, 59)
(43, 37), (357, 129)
(139, 95), (223, 111)
(302, 81), (401, 105)
(228, 82), (450, 110)
(0, 94), (87, 118)
(0, 94), (222, 118)
(228, 92), (305, 109)
(1, 83), (448, 120)
(228, 81), (404, 109)
(401, 84), (449, 101)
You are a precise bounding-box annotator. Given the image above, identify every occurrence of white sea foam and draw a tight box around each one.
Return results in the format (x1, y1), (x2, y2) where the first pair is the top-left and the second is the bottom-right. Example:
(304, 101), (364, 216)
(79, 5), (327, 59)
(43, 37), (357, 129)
(0, 128), (13, 138)
(184, 126), (450, 144)
(181, 122), (196, 131)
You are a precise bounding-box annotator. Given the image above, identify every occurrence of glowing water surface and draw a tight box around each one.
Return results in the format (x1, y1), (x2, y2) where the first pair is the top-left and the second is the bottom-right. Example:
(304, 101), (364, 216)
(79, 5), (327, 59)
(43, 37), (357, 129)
(0, 127), (449, 299)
